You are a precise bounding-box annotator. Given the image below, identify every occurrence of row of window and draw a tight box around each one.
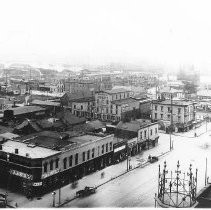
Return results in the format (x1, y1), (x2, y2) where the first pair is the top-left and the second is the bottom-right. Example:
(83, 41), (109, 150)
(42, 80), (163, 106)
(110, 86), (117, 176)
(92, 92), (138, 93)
(111, 92), (130, 101)
(96, 106), (118, 115)
(154, 105), (181, 114)
(140, 127), (158, 139)
(154, 113), (181, 121)
(43, 142), (113, 173)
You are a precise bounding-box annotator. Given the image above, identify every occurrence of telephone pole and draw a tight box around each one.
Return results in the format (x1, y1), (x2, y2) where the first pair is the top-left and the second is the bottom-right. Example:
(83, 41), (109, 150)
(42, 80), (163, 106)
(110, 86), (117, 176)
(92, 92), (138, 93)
(170, 93), (173, 151)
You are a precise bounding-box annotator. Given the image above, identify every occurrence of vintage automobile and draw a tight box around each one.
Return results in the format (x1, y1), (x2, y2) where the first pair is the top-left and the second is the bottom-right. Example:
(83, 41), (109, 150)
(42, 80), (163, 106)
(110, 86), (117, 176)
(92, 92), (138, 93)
(0, 193), (6, 208)
(148, 155), (159, 163)
(76, 186), (96, 197)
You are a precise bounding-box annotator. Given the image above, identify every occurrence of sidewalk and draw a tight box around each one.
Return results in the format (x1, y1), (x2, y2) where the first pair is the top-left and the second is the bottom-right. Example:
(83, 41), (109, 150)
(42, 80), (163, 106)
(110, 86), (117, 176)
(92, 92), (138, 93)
(13, 135), (170, 208)
(172, 122), (211, 138)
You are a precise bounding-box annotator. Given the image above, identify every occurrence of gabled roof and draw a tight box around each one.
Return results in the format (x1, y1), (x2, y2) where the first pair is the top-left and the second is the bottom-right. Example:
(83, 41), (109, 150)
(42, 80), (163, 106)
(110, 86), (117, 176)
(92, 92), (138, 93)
(116, 120), (154, 132)
(61, 91), (94, 104)
(86, 120), (106, 130)
(56, 110), (86, 126)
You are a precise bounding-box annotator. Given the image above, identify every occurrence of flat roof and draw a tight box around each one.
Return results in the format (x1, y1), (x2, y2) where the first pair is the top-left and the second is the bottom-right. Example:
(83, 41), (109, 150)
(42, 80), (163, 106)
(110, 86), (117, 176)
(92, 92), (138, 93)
(152, 100), (194, 106)
(111, 98), (138, 105)
(70, 135), (101, 144)
(2, 140), (61, 159)
(31, 100), (61, 107)
(5, 106), (46, 116)
(101, 88), (131, 94)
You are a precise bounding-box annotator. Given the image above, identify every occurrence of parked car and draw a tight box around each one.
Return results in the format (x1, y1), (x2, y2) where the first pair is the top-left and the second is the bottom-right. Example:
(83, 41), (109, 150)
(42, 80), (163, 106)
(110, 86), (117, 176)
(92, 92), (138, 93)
(148, 155), (159, 163)
(76, 186), (96, 198)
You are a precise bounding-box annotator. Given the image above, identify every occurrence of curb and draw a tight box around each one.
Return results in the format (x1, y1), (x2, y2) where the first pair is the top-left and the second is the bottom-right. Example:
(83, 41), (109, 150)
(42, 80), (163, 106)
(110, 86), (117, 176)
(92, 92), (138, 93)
(57, 150), (170, 208)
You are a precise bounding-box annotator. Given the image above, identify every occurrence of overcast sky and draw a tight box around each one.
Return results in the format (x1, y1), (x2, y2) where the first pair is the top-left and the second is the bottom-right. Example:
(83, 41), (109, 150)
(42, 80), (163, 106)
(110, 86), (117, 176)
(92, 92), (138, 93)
(0, 0), (211, 73)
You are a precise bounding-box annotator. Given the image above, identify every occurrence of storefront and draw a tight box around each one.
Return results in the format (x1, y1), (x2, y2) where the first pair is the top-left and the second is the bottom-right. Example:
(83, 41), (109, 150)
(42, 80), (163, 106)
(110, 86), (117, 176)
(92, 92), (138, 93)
(113, 142), (127, 163)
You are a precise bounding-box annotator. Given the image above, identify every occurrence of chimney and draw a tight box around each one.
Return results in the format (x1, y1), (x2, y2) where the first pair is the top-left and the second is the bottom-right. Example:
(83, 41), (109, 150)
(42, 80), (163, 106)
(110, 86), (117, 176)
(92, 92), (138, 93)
(0, 145), (2, 150)
(26, 153), (29, 157)
(15, 148), (18, 154)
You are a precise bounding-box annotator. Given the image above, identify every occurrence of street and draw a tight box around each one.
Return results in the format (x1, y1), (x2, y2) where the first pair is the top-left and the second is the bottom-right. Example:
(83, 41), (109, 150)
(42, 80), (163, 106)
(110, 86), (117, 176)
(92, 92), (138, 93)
(63, 122), (211, 207)
(2, 121), (211, 207)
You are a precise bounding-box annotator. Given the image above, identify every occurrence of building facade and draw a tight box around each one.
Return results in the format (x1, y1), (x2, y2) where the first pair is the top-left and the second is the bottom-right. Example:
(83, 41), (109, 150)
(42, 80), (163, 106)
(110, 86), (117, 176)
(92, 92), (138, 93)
(151, 100), (196, 131)
(95, 89), (139, 122)
(0, 132), (116, 197)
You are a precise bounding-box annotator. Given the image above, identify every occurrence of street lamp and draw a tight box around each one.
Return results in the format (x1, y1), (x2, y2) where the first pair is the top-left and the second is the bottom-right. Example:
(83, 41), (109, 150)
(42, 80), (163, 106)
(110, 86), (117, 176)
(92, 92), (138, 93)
(52, 191), (56, 207)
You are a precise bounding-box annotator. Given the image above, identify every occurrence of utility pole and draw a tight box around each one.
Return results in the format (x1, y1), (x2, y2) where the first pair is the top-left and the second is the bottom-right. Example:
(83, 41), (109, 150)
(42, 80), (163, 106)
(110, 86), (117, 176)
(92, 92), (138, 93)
(205, 157), (208, 186)
(170, 93), (173, 151)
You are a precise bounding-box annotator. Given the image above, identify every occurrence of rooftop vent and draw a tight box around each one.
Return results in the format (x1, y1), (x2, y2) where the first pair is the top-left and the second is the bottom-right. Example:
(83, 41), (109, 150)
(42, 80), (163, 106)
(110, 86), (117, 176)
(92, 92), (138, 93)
(26, 153), (29, 157)
(15, 148), (18, 154)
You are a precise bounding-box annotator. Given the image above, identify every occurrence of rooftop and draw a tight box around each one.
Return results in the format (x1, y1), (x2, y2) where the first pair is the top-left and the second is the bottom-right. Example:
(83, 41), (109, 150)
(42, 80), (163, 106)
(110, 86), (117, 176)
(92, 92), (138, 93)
(31, 99), (61, 107)
(116, 120), (155, 132)
(152, 100), (194, 106)
(102, 88), (131, 94)
(1, 140), (61, 159)
(5, 106), (46, 116)
(111, 98), (138, 105)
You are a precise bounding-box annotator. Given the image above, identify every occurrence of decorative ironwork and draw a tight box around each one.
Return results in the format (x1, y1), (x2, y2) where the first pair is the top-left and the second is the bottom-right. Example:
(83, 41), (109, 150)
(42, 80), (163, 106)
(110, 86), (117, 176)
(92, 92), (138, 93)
(155, 161), (198, 208)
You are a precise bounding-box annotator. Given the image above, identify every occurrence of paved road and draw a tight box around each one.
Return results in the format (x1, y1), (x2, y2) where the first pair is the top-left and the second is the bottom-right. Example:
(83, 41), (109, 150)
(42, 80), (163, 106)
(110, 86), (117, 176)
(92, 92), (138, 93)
(63, 124), (211, 207)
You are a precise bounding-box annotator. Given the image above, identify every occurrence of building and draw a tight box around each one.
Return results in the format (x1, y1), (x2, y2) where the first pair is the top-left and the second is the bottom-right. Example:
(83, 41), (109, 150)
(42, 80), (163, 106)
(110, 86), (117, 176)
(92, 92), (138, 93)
(0, 131), (115, 197)
(95, 88), (139, 122)
(115, 120), (159, 157)
(71, 96), (95, 119)
(3, 106), (46, 122)
(158, 87), (185, 100)
(60, 91), (95, 119)
(151, 99), (196, 132)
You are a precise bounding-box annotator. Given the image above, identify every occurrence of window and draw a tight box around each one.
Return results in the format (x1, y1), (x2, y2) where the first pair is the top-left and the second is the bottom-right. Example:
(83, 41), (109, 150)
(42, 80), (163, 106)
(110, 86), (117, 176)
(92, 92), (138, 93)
(178, 108), (181, 114)
(69, 156), (72, 167)
(167, 114), (170, 120)
(155, 113), (157, 119)
(44, 163), (48, 173)
(150, 129), (152, 136)
(144, 130), (147, 138)
(63, 158), (67, 169)
(106, 108), (108, 114)
(161, 106), (163, 112)
(161, 114), (163, 119)
(116, 105), (118, 114)
(97, 107), (99, 112)
(102, 145), (104, 154)
(120, 94), (121, 99)
(81, 105), (83, 110)
(55, 159), (59, 168)
(155, 105), (157, 111)
(106, 100), (109, 105)
(168, 107), (171, 113)
(155, 128), (158, 134)
(82, 152), (85, 162)
(178, 116), (181, 122)
(106, 143), (108, 152)
(50, 160), (53, 170)
(97, 99), (99, 104)
(92, 148), (95, 158)
(127, 93), (129, 97)
(74, 104), (76, 109)
(98, 146), (100, 156)
(140, 131), (143, 139)
(87, 150), (90, 160)
(75, 153), (78, 165)
(110, 142), (113, 151)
